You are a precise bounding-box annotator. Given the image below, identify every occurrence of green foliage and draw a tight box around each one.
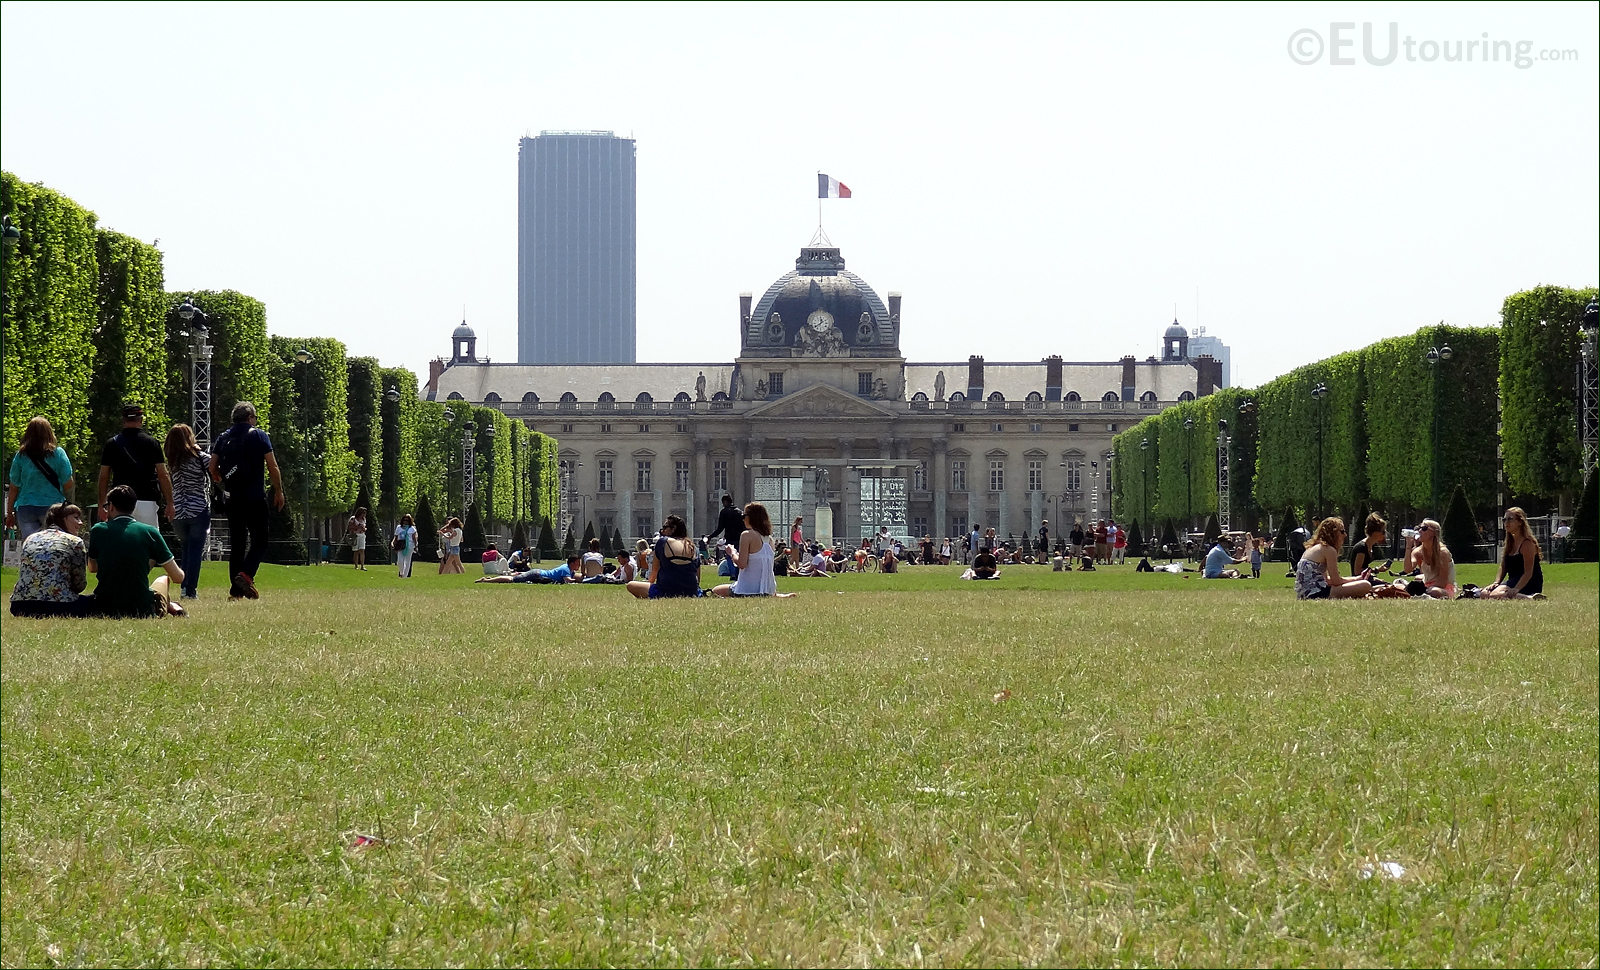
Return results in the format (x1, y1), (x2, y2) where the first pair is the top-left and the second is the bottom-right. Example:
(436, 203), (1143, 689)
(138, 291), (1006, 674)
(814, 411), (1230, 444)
(1566, 466), (1597, 562)
(1442, 483), (1482, 562)
(1127, 520), (1144, 556)
(266, 337), (359, 519)
(581, 521), (597, 547)
(463, 503), (485, 557)
(1203, 513), (1220, 545)
(510, 520), (529, 554)
(527, 432), (560, 528)
(165, 290), (272, 439)
(562, 526), (576, 557)
(412, 493), (438, 563)
(537, 515), (557, 558)
(345, 358), (381, 516)
(376, 367), (421, 532)
(1252, 351), (1363, 519)
(1499, 286), (1598, 497)
(2, 172), (100, 467)
(89, 230), (167, 449)
(472, 406), (516, 530)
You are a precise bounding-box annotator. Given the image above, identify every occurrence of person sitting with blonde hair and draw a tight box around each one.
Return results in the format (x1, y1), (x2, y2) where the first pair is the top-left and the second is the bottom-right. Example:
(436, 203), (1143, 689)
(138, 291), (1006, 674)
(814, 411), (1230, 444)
(1482, 507), (1544, 599)
(1294, 517), (1375, 600)
(1404, 518), (1455, 599)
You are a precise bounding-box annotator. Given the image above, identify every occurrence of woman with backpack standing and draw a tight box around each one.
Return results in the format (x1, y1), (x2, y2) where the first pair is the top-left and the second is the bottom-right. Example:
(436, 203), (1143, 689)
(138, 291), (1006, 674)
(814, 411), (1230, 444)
(6, 417), (74, 542)
(393, 514), (418, 578)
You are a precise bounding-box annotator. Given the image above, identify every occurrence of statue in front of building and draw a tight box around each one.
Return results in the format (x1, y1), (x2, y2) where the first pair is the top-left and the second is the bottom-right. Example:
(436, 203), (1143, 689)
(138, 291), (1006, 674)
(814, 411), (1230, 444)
(934, 370), (946, 401)
(695, 371), (707, 402)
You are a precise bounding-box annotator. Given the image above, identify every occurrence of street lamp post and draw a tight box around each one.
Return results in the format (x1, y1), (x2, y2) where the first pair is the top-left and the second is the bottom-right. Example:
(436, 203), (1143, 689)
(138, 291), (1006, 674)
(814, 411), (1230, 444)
(483, 423), (497, 541)
(442, 408), (456, 512)
(1581, 301), (1599, 473)
(1139, 437), (1151, 547)
(1423, 344), (1451, 511)
(462, 421), (476, 518)
(1217, 419), (1231, 533)
(384, 385), (401, 540)
(1311, 383), (1329, 517)
(176, 299), (213, 448)
(294, 349), (317, 564)
(1183, 416), (1195, 534)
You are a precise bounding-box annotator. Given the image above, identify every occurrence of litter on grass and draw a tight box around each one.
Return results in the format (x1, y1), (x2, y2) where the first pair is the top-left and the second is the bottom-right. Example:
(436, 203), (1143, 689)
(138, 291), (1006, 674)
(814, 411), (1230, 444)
(1359, 860), (1406, 880)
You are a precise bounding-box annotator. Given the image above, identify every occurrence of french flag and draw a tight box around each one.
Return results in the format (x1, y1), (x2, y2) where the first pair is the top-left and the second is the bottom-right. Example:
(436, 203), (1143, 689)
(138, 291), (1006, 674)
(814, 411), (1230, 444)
(818, 174), (852, 199)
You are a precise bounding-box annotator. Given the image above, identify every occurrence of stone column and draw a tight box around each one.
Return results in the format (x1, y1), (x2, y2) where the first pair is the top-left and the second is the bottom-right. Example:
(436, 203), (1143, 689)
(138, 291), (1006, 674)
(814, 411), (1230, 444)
(789, 437), (809, 536)
(732, 436), (747, 504)
(745, 436), (764, 502)
(839, 441), (857, 543)
(932, 437), (949, 538)
(652, 489), (663, 538)
(692, 436), (710, 538)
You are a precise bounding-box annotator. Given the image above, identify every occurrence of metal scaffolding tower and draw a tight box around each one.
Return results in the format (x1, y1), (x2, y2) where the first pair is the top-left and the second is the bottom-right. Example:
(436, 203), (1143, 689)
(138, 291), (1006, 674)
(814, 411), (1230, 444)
(1580, 301), (1598, 472)
(1217, 420), (1231, 533)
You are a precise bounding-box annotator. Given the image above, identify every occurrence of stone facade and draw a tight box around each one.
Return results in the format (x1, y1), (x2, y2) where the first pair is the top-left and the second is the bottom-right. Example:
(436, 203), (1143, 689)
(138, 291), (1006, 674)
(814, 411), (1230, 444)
(430, 243), (1221, 546)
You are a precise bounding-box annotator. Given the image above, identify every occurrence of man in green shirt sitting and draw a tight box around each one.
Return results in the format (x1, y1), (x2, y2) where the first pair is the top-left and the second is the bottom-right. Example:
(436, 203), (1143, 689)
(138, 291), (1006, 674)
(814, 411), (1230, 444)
(88, 485), (184, 617)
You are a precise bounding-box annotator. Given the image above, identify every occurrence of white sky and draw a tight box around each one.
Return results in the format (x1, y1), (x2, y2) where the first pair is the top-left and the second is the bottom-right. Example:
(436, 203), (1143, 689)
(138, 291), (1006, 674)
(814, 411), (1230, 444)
(2, 2), (1595, 389)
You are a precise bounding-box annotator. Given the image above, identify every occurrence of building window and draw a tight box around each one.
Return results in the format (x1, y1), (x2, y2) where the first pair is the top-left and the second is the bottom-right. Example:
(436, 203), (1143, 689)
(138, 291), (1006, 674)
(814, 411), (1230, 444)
(913, 463), (927, 491)
(951, 514), (968, 539)
(676, 423), (687, 433)
(600, 423), (612, 434)
(767, 372), (784, 396)
(674, 460), (690, 492)
(561, 423), (574, 434)
(988, 460), (1005, 492)
(911, 515), (928, 537)
(990, 423), (1003, 433)
(1029, 423), (1042, 433)
(712, 459), (729, 494)
(635, 460), (653, 492)
(634, 514), (654, 540)
(858, 372), (874, 395)
(951, 460), (967, 492)
(1107, 424), (1118, 432)
(638, 424), (650, 433)
(951, 423), (965, 433)
(1068, 423), (1079, 433)
(1066, 460), (1083, 493)
(1028, 460), (1043, 491)
(597, 460), (614, 493)
(597, 511), (617, 536)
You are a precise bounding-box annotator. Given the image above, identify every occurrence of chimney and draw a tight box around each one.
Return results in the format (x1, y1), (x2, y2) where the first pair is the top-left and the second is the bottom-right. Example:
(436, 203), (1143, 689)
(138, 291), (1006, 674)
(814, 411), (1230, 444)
(966, 355), (985, 400)
(1044, 355), (1063, 402)
(739, 292), (753, 326)
(1121, 356), (1137, 402)
(887, 292), (902, 323)
(427, 358), (445, 398)
(1193, 354), (1223, 397)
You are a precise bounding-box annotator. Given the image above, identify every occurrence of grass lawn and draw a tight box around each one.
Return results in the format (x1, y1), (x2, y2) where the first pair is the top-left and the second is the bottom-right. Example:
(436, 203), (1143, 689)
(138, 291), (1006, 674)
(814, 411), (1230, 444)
(2, 559), (1596, 966)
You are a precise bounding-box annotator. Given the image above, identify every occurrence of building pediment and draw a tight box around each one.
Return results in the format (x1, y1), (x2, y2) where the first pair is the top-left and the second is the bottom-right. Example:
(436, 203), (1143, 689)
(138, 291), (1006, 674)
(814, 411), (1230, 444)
(744, 383), (899, 420)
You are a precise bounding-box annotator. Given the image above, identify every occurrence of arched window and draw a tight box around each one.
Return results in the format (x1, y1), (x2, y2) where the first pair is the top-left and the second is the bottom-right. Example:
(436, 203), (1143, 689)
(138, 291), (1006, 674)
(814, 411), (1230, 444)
(672, 391), (692, 410)
(949, 391), (965, 402)
(559, 391), (578, 410)
(987, 391), (1005, 402)
(911, 391), (928, 402)
(1102, 391), (1120, 402)
(483, 392), (501, 404)
(635, 391), (653, 403)
(1025, 391), (1043, 403)
(711, 391), (729, 402)
(1177, 391), (1195, 402)
(1139, 390), (1157, 403)
(1064, 391), (1081, 402)
(447, 391), (464, 401)
(521, 391), (539, 404)
(597, 391), (615, 411)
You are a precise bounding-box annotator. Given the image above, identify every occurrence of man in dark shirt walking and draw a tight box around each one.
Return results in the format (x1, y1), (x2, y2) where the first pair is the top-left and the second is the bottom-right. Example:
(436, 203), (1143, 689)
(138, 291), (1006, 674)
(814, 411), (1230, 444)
(97, 404), (172, 527)
(705, 494), (746, 575)
(210, 402), (285, 600)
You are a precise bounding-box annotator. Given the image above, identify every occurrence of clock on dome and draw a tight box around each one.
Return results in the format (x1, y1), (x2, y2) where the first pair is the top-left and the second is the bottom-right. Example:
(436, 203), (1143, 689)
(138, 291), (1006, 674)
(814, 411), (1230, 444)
(807, 309), (834, 333)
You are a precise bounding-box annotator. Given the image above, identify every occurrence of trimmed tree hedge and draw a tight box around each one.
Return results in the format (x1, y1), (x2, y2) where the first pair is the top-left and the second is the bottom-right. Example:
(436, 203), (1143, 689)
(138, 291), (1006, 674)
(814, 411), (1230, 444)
(90, 230), (168, 449)
(1499, 286), (1598, 498)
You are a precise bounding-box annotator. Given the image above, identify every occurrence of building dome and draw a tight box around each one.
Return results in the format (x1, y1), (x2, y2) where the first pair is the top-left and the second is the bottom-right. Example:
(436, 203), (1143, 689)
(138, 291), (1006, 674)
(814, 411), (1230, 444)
(453, 322), (476, 340)
(1164, 319), (1187, 340)
(744, 245), (898, 358)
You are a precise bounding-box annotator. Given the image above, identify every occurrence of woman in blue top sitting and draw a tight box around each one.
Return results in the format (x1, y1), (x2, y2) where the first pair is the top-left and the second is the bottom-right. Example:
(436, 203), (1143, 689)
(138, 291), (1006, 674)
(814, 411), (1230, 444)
(6, 417), (74, 542)
(627, 514), (704, 599)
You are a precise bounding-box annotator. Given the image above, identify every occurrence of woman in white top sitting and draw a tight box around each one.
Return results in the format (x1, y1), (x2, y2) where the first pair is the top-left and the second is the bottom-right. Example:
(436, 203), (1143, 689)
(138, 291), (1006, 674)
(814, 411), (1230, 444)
(1404, 517), (1456, 598)
(712, 502), (796, 599)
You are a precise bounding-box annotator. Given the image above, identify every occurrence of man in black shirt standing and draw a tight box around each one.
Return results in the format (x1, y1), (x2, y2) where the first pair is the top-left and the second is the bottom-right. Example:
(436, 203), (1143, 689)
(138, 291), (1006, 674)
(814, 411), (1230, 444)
(211, 401), (285, 600)
(705, 494), (746, 575)
(97, 404), (172, 527)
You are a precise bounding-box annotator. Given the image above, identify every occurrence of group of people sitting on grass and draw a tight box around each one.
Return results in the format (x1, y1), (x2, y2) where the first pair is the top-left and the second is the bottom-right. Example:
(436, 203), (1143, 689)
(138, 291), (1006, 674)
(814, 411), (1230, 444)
(475, 502), (797, 600)
(1291, 509), (1545, 600)
(9, 486), (188, 618)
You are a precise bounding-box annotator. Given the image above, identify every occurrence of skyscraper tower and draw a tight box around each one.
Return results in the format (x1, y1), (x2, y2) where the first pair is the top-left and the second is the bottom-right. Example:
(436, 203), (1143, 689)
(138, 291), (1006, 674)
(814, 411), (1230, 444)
(517, 131), (637, 363)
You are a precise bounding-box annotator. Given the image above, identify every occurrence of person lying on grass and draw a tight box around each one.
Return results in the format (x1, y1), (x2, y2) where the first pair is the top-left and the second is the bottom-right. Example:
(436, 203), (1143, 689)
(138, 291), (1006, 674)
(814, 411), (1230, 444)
(475, 555), (579, 584)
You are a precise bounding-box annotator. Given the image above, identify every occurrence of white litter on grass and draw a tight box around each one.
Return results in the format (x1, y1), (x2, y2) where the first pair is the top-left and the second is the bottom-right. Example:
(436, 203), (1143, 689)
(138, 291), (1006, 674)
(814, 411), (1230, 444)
(1359, 860), (1406, 880)
(914, 786), (968, 797)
